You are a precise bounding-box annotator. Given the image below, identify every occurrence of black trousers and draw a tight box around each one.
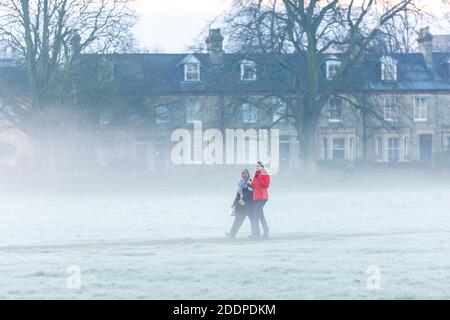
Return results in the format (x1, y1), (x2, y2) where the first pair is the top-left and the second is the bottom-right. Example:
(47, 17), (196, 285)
(229, 211), (251, 238)
(251, 200), (268, 237)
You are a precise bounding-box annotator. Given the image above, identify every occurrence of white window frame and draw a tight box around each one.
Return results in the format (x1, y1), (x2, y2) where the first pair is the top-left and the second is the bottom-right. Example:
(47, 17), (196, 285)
(326, 60), (341, 80)
(383, 96), (399, 122)
(376, 138), (384, 162)
(329, 97), (343, 123)
(242, 103), (258, 123)
(380, 56), (398, 81)
(414, 97), (428, 122)
(381, 63), (397, 81)
(155, 106), (170, 124)
(332, 138), (346, 160)
(184, 63), (201, 82)
(404, 136), (410, 161)
(388, 137), (400, 162)
(240, 60), (257, 81)
(186, 99), (202, 123)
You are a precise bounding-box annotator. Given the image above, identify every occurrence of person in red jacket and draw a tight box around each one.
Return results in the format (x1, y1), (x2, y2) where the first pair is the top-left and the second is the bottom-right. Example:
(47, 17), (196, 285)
(250, 161), (271, 239)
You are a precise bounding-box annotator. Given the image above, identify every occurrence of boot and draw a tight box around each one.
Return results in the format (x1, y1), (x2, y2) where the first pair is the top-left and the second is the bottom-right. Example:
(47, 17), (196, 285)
(262, 227), (270, 239)
(225, 232), (235, 239)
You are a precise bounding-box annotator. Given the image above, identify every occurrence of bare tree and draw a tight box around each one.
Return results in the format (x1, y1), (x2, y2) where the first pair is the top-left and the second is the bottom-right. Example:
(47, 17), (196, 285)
(368, 2), (432, 54)
(0, 0), (137, 171)
(221, 0), (416, 172)
(0, 0), (136, 130)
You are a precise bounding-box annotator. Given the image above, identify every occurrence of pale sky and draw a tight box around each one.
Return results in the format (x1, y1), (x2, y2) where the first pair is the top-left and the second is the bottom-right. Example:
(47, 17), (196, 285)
(131, 0), (232, 53)
(131, 0), (449, 53)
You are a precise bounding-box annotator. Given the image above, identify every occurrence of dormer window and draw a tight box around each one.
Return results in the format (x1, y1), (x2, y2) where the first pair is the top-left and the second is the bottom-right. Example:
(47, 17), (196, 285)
(326, 59), (341, 80)
(185, 63), (200, 82)
(241, 60), (257, 81)
(380, 56), (398, 81)
(179, 54), (201, 82)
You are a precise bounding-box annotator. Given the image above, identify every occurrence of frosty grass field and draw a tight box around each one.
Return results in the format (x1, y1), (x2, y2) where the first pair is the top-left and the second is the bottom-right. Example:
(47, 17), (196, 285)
(1, 173), (450, 299)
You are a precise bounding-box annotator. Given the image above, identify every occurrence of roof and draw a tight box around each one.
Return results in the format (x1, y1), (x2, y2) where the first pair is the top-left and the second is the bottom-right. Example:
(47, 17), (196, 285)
(4, 52), (450, 98)
(0, 61), (28, 96)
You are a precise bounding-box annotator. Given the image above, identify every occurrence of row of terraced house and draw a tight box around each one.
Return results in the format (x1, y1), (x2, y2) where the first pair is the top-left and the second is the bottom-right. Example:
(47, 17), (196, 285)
(2, 27), (450, 173)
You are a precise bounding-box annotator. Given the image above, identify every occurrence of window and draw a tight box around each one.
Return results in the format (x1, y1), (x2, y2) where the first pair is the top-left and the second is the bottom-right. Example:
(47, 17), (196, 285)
(322, 138), (328, 160)
(155, 106), (170, 124)
(272, 97), (287, 123)
(381, 62), (397, 81)
(242, 103), (258, 123)
(447, 136), (450, 151)
(404, 136), (410, 161)
(376, 138), (384, 162)
(388, 138), (400, 162)
(329, 97), (343, 122)
(184, 63), (200, 82)
(241, 60), (257, 81)
(414, 97), (428, 122)
(326, 60), (341, 80)
(380, 56), (398, 81)
(332, 138), (345, 160)
(384, 96), (399, 122)
(186, 99), (202, 123)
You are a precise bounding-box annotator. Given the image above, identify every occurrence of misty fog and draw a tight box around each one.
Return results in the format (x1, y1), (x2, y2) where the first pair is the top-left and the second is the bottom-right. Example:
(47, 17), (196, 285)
(2, 0), (450, 301)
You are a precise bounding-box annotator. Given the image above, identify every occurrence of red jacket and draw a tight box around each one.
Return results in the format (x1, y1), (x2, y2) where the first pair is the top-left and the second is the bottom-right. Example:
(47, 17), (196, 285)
(252, 171), (271, 201)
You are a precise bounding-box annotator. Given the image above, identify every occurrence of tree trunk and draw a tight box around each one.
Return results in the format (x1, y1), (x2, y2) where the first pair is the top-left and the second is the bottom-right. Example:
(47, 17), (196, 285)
(297, 117), (320, 175)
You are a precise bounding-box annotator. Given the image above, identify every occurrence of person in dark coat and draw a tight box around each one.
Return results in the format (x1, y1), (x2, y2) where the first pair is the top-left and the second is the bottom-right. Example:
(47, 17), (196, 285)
(226, 169), (255, 239)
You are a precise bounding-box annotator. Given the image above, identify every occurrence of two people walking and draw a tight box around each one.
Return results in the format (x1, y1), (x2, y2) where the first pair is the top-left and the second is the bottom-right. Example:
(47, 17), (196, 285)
(226, 161), (271, 240)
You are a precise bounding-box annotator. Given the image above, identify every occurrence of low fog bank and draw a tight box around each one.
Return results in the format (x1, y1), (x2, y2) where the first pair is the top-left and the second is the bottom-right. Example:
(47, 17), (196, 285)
(1, 169), (450, 195)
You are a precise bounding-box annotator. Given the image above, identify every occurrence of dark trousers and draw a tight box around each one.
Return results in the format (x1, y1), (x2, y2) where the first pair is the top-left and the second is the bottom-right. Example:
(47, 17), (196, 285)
(229, 212), (250, 238)
(251, 200), (268, 237)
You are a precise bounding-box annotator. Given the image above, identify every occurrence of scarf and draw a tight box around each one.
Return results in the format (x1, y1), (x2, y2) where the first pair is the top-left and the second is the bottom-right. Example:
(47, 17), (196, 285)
(238, 170), (253, 197)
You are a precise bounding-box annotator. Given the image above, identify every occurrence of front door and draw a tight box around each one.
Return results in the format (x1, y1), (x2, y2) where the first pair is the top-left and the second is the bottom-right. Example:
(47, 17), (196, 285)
(419, 134), (433, 167)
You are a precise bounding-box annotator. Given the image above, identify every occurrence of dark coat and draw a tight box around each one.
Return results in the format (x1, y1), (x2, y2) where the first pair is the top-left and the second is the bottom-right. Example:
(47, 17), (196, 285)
(232, 183), (255, 215)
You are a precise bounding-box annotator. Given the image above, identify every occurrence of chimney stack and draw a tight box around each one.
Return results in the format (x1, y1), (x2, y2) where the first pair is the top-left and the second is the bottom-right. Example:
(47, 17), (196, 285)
(418, 27), (433, 68)
(70, 30), (81, 58)
(206, 29), (224, 65)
